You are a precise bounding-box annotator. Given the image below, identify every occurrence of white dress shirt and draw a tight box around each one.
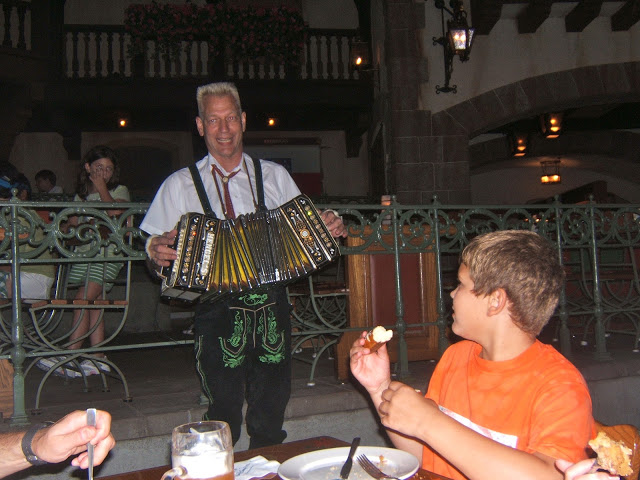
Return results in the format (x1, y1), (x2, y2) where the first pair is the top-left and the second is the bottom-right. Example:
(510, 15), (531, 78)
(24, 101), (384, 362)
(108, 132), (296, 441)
(140, 153), (301, 235)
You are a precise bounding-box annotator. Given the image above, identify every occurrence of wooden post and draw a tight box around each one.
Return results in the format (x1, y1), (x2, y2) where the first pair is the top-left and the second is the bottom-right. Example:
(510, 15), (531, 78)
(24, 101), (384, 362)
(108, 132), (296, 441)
(0, 359), (14, 419)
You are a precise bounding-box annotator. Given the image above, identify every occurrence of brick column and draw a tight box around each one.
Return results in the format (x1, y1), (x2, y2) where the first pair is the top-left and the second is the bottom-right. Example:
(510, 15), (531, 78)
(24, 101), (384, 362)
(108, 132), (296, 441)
(385, 0), (471, 204)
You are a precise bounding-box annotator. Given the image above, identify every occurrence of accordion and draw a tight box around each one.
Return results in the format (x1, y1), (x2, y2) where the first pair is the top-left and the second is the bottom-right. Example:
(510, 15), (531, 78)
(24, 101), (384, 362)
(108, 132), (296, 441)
(158, 195), (340, 303)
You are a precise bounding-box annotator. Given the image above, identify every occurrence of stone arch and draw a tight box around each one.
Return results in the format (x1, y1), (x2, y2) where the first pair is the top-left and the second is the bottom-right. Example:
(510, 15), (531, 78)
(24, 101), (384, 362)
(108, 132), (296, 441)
(432, 61), (640, 139)
(425, 61), (640, 202)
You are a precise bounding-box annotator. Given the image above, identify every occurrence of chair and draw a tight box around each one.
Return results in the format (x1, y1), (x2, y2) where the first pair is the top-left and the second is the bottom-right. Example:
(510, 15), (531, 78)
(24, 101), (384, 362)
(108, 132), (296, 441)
(594, 420), (640, 479)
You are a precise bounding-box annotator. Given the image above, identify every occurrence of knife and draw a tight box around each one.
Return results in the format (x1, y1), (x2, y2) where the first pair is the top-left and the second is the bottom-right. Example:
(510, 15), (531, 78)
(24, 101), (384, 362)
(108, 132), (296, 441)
(86, 408), (96, 480)
(339, 437), (361, 479)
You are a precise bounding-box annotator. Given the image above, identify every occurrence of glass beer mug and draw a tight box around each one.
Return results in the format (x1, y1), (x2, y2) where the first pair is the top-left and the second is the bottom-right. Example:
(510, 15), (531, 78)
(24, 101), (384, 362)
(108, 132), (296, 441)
(162, 421), (234, 480)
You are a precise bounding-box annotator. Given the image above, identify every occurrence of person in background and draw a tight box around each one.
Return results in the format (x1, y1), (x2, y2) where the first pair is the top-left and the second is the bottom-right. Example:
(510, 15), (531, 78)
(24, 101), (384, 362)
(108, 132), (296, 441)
(0, 409), (115, 478)
(350, 230), (594, 480)
(35, 169), (63, 194)
(37, 145), (129, 378)
(0, 166), (55, 301)
(14, 173), (32, 201)
(141, 82), (346, 448)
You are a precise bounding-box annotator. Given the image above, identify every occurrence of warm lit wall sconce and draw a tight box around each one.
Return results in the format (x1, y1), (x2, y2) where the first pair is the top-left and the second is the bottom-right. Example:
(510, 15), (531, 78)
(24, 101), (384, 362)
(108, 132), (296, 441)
(509, 132), (529, 157)
(432, 0), (475, 94)
(350, 36), (370, 69)
(540, 112), (563, 138)
(118, 118), (128, 128)
(540, 159), (562, 184)
(267, 117), (277, 127)
(350, 34), (380, 83)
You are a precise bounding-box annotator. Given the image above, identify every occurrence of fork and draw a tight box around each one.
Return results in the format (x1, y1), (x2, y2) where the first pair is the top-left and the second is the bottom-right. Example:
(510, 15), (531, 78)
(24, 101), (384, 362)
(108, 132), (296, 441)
(356, 455), (401, 480)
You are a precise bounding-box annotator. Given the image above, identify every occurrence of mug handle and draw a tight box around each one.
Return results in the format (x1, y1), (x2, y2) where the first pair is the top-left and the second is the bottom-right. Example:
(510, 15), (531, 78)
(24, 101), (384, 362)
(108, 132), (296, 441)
(161, 466), (186, 480)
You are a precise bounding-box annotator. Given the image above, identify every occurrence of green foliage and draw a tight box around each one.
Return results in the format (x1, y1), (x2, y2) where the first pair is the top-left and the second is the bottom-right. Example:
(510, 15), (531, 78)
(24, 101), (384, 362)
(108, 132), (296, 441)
(124, 2), (308, 64)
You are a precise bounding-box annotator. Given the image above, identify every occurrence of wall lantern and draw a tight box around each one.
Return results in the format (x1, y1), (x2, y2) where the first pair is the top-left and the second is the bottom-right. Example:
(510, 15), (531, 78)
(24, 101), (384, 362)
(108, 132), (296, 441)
(509, 132), (529, 157)
(540, 160), (561, 184)
(350, 36), (370, 69)
(540, 112), (563, 139)
(267, 117), (277, 127)
(432, 0), (475, 94)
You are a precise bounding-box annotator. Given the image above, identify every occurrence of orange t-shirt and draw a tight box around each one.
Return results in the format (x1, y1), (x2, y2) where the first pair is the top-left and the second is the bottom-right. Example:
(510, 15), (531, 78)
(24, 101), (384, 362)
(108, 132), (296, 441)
(422, 340), (594, 480)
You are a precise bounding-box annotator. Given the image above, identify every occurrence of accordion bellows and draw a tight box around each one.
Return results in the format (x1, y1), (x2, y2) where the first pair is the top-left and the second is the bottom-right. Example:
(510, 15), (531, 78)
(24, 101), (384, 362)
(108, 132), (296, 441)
(159, 195), (340, 303)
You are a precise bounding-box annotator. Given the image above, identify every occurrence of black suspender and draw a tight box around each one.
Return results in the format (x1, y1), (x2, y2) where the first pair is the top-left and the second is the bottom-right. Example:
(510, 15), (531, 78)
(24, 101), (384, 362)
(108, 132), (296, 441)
(188, 158), (266, 217)
(188, 164), (214, 216)
(252, 157), (267, 212)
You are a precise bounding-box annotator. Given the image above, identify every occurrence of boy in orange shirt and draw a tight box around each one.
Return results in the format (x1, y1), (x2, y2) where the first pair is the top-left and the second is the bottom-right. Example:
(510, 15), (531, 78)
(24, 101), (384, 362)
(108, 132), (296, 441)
(350, 230), (594, 480)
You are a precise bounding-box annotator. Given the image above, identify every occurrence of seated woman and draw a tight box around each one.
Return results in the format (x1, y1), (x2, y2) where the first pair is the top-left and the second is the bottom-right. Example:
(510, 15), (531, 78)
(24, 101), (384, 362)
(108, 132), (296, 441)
(37, 146), (130, 378)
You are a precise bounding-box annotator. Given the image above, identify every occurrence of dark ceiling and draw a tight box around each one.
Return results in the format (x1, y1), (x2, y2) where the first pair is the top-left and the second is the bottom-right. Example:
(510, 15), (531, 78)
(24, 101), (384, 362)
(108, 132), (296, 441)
(471, 0), (640, 35)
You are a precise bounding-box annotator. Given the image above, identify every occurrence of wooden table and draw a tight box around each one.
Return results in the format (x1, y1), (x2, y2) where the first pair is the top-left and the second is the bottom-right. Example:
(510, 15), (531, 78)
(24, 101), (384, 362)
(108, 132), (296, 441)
(100, 436), (451, 480)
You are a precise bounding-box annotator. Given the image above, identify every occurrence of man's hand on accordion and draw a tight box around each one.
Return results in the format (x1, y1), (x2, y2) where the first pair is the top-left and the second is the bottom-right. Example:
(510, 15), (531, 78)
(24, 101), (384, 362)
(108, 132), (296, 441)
(145, 230), (178, 268)
(321, 210), (347, 238)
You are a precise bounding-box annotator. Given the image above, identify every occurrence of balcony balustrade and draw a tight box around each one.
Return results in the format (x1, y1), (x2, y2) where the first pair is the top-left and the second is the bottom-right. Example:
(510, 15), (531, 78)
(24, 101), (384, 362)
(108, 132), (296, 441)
(1, 0), (360, 82)
(61, 25), (360, 81)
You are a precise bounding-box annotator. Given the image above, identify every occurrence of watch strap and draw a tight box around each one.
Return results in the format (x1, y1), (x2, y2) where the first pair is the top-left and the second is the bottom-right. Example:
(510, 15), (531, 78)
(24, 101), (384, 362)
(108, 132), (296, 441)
(21, 421), (54, 466)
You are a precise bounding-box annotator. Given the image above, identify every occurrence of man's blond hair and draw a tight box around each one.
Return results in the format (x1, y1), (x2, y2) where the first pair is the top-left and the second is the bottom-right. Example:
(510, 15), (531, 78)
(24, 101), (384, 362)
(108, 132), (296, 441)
(196, 82), (242, 117)
(460, 230), (565, 335)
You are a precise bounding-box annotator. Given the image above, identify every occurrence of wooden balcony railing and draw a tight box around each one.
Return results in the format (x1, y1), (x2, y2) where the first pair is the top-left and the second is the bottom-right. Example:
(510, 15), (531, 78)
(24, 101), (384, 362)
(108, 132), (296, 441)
(62, 24), (361, 81)
(1, 0), (30, 51)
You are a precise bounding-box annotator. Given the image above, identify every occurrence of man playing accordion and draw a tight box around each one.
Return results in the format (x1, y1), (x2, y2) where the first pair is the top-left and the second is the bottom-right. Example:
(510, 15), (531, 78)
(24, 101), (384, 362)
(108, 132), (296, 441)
(141, 82), (346, 448)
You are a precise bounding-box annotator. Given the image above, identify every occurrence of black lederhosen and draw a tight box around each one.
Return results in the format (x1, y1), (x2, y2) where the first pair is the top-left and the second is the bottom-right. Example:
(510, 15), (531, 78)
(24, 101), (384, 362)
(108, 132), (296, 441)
(194, 286), (291, 448)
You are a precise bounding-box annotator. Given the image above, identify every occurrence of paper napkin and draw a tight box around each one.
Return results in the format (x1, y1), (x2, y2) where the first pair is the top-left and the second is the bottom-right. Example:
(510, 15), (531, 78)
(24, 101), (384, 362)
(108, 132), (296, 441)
(234, 455), (281, 480)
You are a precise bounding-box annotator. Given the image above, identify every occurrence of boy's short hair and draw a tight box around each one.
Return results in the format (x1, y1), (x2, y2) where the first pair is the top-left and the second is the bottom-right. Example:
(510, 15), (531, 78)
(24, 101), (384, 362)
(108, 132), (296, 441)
(35, 169), (56, 185)
(196, 82), (242, 118)
(461, 230), (565, 335)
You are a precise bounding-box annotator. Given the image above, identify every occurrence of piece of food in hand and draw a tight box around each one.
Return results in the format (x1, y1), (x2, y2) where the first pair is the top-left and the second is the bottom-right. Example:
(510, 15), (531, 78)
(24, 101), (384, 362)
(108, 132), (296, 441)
(363, 326), (393, 352)
(588, 431), (633, 476)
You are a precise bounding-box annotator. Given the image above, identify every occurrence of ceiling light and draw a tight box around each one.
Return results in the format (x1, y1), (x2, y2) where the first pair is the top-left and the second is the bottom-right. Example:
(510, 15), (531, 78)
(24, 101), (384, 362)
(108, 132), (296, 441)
(540, 160), (562, 184)
(540, 113), (563, 139)
(509, 132), (529, 157)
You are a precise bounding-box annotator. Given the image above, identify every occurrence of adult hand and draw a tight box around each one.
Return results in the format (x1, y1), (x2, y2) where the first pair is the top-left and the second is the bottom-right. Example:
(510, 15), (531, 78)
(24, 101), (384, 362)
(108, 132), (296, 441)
(556, 458), (619, 480)
(320, 210), (347, 238)
(349, 331), (391, 396)
(378, 381), (434, 438)
(146, 230), (178, 268)
(31, 409), (115, 469)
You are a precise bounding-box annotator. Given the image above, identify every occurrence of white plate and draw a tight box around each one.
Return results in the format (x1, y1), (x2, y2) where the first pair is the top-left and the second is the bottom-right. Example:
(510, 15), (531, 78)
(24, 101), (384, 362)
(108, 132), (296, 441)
(278, 446), (420, 480)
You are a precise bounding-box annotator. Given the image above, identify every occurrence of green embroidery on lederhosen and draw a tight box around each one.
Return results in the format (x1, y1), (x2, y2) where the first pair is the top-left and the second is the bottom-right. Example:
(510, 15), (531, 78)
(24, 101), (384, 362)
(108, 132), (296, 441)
(239, 292), (268, 306)
(219, 308), (249, 368)
(257, 305), (285, 364)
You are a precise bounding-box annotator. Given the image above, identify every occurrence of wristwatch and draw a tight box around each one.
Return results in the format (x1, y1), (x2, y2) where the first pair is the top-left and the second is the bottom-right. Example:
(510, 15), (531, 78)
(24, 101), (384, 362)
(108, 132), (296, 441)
(21, 421), (54, 466)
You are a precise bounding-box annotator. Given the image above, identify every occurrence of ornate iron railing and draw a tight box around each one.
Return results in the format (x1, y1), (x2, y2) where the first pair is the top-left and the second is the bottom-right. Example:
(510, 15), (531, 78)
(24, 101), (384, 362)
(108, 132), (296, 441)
(1, 196), (639, 424)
